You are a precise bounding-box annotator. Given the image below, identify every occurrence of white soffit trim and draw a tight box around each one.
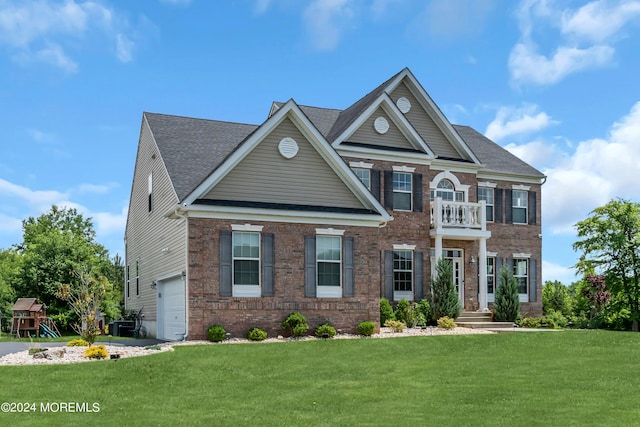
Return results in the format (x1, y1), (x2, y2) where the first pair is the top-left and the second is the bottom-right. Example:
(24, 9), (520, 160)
(393, 244), (416, 250)
(316, 228), (345, 236)
(477, 170), (545, 184)
(385, 69), (481, 165)
(231, 224), (264, 232)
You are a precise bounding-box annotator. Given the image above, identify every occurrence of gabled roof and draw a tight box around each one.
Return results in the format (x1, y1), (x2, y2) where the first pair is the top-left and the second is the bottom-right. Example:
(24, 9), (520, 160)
(12, 298), (38, 311)
(453, 125), (545, 178)
(144, 112), (258, 202)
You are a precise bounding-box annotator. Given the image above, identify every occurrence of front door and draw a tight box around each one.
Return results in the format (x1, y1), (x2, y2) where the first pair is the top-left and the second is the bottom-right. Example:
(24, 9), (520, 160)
(432, 249), (464, 308)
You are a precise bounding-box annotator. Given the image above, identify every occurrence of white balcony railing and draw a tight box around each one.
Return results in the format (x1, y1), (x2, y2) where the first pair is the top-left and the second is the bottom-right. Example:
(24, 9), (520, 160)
(430, 198), (486, 231)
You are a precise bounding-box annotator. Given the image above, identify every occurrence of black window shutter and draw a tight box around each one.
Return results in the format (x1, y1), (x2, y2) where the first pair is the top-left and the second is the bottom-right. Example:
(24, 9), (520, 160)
(413, 173), (423, 212)
(528, 191), (537, 225)
(383, 170), (394, 210)
(219, 231), (232, 297)
(384, 250), (393, 300)
(371, 169), (381, 201)
(529, 259), (537, 302)
(304, 236), (316, 298)
(414, 251), (423, 300)
(262, 233), (275, 297)
(343, 237), (354, 297)
(505, 189), (513, 224)
(495, 188), (503, 223)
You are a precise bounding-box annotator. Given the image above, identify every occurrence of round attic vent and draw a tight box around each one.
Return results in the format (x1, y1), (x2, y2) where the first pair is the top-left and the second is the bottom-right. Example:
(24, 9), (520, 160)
(278, 137), (299, 159)
(374, 117), (389, 134)
(396, 97), (411, 113)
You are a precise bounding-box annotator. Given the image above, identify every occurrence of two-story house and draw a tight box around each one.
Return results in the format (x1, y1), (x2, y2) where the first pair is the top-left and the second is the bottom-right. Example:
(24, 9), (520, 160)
(125, 68), (545, 340)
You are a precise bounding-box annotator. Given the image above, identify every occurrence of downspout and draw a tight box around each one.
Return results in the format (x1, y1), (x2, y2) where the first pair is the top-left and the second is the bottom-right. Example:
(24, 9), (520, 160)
(172, 207), (190, 341)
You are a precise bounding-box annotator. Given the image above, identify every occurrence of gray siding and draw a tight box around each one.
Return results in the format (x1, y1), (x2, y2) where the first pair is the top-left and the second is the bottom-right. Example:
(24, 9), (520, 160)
(348, 107), (417, 151)
(125, 119), (187, 329)
(390, 82), (462, 159)
(204, 117), (366, 209)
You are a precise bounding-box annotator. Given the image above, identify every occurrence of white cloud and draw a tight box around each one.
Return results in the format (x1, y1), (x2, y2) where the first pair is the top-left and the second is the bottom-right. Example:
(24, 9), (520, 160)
(509, 0), (640, 85)
(0, 213), (22, 235)
(27, 128), (55, 144)
(542, 101), (640, 234)
(0, 0), (136, 71)
(561, 0), (640, 42)
(415, 0), (495, 39)
(302, 0), (355, 51)
(503, 139), (562, 169)
(253, 0), (271, 15)
(509, 42), (614, 86)
(485, 104), (557, 142)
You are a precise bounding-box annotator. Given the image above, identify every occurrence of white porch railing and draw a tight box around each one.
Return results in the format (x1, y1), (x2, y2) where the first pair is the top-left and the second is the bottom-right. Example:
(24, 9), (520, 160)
(430, 198), (486, 231)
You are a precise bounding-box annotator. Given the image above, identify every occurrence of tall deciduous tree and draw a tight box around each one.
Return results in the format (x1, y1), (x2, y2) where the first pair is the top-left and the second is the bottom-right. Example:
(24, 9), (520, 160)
(542, 280), (572, 316)
(573, 199), (640, 332)
(0, 248), (20, 330)
(15, 206), (115, 318)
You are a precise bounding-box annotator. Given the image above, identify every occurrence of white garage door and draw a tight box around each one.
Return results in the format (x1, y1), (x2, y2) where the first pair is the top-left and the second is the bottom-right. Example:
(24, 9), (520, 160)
(158, 276), (186, 341)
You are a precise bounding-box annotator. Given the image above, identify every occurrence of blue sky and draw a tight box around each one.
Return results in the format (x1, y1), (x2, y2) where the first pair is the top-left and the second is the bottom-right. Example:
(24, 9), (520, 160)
(1, 0), (639, 285)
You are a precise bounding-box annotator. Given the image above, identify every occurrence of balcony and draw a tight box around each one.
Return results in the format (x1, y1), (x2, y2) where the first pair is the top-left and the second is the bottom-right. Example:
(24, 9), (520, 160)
(430, 198), (490, 239)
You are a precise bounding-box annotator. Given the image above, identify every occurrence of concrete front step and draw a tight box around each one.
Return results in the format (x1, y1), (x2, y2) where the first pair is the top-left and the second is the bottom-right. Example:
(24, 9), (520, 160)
(456, 321), (516, 329)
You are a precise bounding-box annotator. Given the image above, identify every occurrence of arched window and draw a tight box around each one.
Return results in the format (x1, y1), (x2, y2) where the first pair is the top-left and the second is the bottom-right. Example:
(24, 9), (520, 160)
(430, 179), (463, 201)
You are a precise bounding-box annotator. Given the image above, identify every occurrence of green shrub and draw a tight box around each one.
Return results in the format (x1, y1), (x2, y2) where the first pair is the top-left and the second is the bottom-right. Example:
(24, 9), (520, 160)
(494, 266), (520, 322)
(83, 344), (109, 359)
(380, 298), (395, 324)
(144, 344), (162, 350)
(247, 327), (268, 341)
(384, 319), (406, 333)
(357, 321), (375, 336)
(416, 299), (431, 325)
(543, 309), (569, 329)
(282, 312), (309, 337)
(415, 311), (427, 327)
(437, 316), (457, 330)
(431, 258), (461, 321)
(207, 324), (226, 342)
(517, 317), (541, 328)
(395, 299), (417, 327)
(67, 338), (89, 347)
(315, 323), (337, 338)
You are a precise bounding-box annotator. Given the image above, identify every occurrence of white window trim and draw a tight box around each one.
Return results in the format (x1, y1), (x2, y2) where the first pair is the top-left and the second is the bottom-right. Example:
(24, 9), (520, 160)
(232, 224), (264, 232)
(392, 165), (416, 173)
(393, 249), (414, 302)
(513, 258), (529, 300)
(512, 190), (528, 225)
(393, 244), (416, 251)
(430, 170), (469, 202)
(512, 184), (531, 191)
(232, 231), (261, 297)
(316, 235), (342, 298)
(316, 228), (345, 236)
(487, 256), (496, 303)
(512, 253), (531, 259)
(392, 171), (413, 211)
(351, 167), (372, 190)
(349, 161), (373, 169)
(486, 251), (498, 257)
(478, 187), (495, 222)
(478, 181), (497, 188)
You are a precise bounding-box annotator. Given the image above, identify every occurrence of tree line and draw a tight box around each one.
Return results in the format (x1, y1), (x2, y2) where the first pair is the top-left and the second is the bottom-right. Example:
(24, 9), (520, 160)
(0, 206), (124, 333)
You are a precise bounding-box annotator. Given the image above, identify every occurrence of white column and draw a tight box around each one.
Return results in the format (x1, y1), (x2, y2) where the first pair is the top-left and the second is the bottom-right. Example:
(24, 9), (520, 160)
(435, 235), (443, 266)
(478, 238), (488, 311)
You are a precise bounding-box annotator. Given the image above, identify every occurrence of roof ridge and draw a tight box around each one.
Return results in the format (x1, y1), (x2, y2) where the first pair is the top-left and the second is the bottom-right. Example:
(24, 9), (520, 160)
(144, 111), (257, 127)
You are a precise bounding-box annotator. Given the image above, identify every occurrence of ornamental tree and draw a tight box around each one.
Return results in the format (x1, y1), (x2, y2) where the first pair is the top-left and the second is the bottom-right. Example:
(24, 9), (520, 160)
(573, 199), (640, 331)
(431, 258), (461, 321)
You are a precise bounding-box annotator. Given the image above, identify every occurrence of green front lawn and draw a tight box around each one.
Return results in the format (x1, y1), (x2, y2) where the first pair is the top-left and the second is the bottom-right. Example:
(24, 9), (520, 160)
(2, 331), (640, 426)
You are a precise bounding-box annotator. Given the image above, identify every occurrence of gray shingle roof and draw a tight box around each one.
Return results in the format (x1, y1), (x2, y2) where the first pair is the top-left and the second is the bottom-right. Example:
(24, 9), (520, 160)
(452, 125), (545, 178)
(144, 112), (258, 202)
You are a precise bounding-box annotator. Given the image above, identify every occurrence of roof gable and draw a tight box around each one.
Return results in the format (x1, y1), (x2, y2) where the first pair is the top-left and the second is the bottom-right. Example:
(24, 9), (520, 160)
(183, 100), (392, 222)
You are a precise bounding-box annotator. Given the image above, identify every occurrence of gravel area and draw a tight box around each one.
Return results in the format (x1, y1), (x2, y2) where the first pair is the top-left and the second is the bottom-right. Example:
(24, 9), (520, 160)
(0, 326), (492, 366)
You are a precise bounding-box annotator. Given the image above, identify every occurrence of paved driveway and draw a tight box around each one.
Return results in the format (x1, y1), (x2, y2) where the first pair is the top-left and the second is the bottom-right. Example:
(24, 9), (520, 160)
(0, 338), (165, 358)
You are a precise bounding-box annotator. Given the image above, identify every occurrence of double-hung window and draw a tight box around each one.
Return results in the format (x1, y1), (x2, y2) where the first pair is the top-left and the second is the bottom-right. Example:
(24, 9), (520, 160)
(351, 168), (371, 190)
(513, 258), (528, 295)
(232, 232), (260, 296)
(512, 190), (528, 224)
(316, 235), (342, 297)
(486, 257), (495, 296)
(393, 250), (413, 299)
(478, 187), (494, 222)
(393, 172), (412, 211)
